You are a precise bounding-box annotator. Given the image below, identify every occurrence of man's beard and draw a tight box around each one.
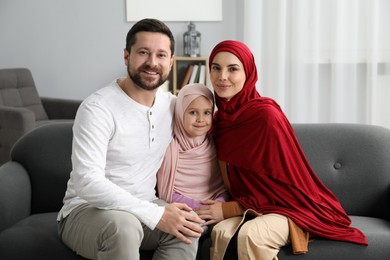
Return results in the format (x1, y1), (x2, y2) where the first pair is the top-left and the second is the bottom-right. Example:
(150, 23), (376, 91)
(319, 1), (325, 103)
(128, 65), (168, 91)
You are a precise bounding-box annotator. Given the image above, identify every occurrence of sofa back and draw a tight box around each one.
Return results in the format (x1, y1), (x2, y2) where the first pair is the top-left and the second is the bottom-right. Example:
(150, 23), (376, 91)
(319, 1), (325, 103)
(0, 68), (48, 121)
(293, 123), (390, 220)
(10, 122), (390, 219)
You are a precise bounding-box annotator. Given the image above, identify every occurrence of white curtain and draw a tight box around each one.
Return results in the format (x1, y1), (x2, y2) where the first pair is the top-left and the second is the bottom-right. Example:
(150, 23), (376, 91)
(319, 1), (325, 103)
(241, 0), (390, 128)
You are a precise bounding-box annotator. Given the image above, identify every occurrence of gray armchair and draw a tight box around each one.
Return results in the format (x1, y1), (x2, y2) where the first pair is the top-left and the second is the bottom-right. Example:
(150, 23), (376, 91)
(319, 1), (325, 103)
(0, 68), (82, 165)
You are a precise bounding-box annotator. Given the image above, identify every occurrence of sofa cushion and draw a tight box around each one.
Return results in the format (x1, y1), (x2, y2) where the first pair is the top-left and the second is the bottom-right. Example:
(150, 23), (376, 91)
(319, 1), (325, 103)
(0, 212), (85, 260)
(0, 211), (177, 260)
(278, 216), (390, 259)
(293, 124), (390, 219)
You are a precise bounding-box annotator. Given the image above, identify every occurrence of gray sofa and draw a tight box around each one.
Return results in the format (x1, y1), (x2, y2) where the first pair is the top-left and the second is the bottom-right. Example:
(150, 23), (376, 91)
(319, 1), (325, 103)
(0, 122), (389, 260)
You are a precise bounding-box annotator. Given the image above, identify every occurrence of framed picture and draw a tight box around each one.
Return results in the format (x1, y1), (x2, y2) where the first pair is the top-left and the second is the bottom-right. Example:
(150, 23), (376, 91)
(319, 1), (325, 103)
(126, 0), (222, 22)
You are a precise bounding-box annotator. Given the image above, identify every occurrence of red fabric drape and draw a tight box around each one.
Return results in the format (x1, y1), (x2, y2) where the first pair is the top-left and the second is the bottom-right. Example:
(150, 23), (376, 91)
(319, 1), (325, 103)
(209, 40), (367, 245)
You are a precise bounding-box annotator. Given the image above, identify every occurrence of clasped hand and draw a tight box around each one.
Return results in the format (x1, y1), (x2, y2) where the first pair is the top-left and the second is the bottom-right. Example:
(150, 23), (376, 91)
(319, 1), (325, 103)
(195, 200), (224, 226)
(156, 203), (204, 244)
(157, 200), (224, 244)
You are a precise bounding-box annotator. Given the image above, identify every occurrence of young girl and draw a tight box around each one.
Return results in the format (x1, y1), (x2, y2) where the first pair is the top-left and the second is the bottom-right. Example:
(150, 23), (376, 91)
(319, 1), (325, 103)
(157, 83), (228, 211)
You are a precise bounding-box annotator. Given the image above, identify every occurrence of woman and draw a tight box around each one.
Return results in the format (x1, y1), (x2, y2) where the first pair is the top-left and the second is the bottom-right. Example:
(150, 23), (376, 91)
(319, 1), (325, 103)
(195, 40), (367, 260)
(157, 83), (228, 211)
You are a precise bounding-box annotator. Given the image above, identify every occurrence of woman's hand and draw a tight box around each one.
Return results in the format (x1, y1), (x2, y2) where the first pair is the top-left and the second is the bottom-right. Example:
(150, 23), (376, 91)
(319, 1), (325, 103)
(195, 199), (224, 225)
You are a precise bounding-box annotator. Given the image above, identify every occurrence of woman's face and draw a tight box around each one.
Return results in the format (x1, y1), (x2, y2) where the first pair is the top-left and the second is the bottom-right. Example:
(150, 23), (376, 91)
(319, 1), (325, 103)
(210, 52), (246, 101)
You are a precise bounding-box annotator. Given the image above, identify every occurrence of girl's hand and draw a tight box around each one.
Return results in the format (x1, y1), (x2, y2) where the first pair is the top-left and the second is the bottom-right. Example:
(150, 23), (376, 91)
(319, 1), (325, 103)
(195, 200), (224, 225)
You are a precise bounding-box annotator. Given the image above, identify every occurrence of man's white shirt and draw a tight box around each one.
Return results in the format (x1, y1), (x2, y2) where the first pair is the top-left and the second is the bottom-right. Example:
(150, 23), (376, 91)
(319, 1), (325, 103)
(57, 81), (176, 230)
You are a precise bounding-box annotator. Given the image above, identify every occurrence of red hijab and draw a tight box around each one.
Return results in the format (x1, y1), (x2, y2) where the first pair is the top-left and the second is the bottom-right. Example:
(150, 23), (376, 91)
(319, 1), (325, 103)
(209, 40), (367, 245)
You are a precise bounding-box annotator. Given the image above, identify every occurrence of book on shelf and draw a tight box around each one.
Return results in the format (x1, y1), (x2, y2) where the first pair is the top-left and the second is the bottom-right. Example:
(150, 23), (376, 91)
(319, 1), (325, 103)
(198, 64), (206, 85)
(180, 64), (194, 88)
(194, 62), (202, 83)
(189, 64), (199, 84)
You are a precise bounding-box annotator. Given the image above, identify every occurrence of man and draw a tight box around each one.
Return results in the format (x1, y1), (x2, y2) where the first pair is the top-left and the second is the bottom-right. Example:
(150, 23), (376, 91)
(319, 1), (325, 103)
(57, 18), (204, 260)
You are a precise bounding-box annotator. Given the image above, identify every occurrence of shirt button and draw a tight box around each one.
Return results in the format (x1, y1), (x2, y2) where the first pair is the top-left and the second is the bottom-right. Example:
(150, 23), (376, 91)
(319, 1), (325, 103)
(152, 125), (154, 129)
(149, 111), (152, 115)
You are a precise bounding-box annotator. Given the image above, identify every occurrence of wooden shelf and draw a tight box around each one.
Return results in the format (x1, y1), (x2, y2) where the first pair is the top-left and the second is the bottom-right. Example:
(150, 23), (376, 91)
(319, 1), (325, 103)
(171, 56), (209, 95)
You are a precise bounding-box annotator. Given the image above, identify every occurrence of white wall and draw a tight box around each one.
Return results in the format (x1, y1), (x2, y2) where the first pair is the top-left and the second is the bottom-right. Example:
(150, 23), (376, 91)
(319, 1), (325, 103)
(0, 0), (239, 100)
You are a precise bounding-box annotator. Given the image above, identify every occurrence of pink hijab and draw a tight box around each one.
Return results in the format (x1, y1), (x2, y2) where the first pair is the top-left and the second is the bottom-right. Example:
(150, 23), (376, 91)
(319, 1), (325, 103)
(157, 83), (226, 205)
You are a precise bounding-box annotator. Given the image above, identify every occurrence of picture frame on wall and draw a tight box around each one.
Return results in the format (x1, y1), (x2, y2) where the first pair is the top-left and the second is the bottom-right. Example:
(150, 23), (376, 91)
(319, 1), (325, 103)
(126, 0), (222, 22)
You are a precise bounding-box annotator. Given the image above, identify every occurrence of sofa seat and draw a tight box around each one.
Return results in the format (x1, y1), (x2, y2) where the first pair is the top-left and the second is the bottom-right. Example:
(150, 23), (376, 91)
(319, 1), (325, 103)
(0, 212), (85, 260)
(199, 216), (390, 260)
(281, 215), (390, 258)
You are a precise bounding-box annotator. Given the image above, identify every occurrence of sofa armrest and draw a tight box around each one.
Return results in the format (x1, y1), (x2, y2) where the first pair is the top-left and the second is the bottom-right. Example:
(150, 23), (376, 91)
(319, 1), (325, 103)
(0, 106), (36, 131)
(0, 106), (36, 163)
(41, 97), (82, 119)
(0, 161), (31, 232)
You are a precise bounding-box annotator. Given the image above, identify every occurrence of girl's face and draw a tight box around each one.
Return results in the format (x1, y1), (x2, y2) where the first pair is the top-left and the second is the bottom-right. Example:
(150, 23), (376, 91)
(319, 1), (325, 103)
(183, 96), (213, 137)
(210, 52), (246, 101)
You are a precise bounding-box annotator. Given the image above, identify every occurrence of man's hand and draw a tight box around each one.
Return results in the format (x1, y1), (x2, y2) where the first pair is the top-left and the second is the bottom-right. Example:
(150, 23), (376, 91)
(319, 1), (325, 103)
(156, 203), (204, 244)
(195, 200), (224, 226)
